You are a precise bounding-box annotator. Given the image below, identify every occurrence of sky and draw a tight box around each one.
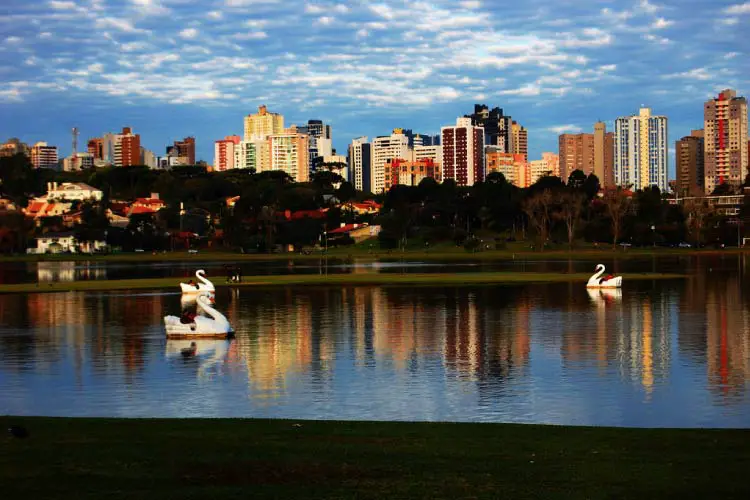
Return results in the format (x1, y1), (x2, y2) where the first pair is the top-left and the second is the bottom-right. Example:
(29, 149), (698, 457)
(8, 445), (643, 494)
(1, 0), (748, 178)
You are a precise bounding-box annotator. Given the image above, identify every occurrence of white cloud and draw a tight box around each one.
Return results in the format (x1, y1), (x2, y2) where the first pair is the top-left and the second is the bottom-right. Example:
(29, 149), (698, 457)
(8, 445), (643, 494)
(499, 84), (541, 96)
(0, 88), (24, 102)
(48, 1), (77, 9)
(639, 0), (660, 14)
(38, 32), (52, 39)
(317, 16), (335, 26)
(723, 2), (750, 15)
(305, 3), (324, 14)
(88, 62), (104, 72)
(179, 28), (199, 39)
(460, 0), (481, 8)
(356, 28), (369, 38)
(547, 125), (582, 134)
(650, 17), (673, 29)
(131, 0), (170, 16)
(724, 52), (739, 59)
(95, 17), (147, 33)
(643, 33), (671, 44)
(120, 41), (150, 52)
(234, 31), (268, 40)
(207, 10), (223, 19)
(663, 67), (713, 80)
(244, 19), (267, 28)
(369, 4), (395, 20)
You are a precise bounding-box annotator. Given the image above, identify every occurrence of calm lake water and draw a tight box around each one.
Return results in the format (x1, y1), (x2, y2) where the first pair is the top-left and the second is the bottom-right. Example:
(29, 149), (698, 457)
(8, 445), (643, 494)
(1, 256), (749, 427)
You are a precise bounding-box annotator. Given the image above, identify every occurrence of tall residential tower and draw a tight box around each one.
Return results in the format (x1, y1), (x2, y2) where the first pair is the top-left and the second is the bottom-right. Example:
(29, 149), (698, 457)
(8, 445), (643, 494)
(614, 107), (668, 191)
(703, 89), (748, 193)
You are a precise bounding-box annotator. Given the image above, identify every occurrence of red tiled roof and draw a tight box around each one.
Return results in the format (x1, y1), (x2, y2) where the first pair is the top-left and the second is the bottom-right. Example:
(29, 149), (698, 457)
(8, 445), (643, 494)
(328, 224), (361, 234)
(128, 206), (158, 216)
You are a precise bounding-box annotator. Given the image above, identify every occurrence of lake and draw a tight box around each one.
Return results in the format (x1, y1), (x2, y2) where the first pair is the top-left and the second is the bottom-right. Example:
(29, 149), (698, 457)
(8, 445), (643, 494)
(0, 256), (748, 427)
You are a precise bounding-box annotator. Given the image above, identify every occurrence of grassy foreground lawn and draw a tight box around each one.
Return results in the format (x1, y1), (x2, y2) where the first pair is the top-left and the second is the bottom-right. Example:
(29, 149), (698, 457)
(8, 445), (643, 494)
(0, 417), (748, 499)
(1, 243), (748, 264)
(0, 271), (684, 294)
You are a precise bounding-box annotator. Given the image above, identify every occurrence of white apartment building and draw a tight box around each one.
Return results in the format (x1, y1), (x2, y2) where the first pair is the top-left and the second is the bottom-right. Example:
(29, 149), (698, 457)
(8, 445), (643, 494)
(348, 137), (371, 193)
(30, 142), (58, 169)
(614, 107), (668, 191)
(269, 133), (309, 182)
(234, 140), (262, 171)
(414, 145), (442, 166)
(372, 131), (410, 193)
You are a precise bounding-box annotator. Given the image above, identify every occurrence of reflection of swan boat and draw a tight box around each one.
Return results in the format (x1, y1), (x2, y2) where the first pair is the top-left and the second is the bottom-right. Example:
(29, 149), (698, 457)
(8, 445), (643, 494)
(587, 287), (623, 304)
(165, 339), (231, 376)
(586, 264), (622, 288)
(180, 269), (215, 295)
(164, 293), (233, 338)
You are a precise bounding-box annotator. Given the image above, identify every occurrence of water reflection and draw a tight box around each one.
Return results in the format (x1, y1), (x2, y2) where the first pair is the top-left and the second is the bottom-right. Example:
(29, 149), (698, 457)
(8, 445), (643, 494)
(0, 271), (748, 426)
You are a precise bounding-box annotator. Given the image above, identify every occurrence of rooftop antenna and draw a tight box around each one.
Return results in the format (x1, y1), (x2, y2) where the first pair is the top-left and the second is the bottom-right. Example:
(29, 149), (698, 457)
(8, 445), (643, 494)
(72, 127), (79, 170)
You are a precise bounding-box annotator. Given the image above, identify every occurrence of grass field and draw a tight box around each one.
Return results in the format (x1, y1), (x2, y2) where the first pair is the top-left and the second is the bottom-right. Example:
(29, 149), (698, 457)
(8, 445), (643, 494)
(0, 271), (685, 294)
(0, 417), (748, 499)
(1, 242), (747, 264)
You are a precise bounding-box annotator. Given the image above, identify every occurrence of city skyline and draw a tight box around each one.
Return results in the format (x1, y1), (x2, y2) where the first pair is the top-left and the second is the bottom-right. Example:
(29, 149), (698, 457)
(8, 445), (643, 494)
(0, 0), (748, 177)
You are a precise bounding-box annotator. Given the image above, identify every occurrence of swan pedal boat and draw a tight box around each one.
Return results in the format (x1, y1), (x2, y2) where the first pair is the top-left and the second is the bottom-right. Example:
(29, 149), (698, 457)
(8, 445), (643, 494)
(165, 293), (233, 339)
(180, 269), (215, 295)
(586, 264), (622, 289)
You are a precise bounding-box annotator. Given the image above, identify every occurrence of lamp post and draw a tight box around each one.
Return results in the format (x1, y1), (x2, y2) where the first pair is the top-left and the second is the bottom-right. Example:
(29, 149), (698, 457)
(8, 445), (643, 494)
(651, 225), (655, 248)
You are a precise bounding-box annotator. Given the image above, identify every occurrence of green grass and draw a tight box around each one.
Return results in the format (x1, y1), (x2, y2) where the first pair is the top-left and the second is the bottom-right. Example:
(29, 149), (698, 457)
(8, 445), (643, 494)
(1, 243), (746, 264)
(0, 417), (748, 499)
(0, 271), (685, 294)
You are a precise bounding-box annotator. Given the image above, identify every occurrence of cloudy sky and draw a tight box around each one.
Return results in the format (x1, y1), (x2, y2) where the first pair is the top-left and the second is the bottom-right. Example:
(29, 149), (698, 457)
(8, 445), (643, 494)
(1, 0), (748, 175)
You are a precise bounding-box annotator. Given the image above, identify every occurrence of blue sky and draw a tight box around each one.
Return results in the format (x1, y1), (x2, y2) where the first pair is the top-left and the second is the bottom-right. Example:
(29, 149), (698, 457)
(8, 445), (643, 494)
(1, 0), (748, 177)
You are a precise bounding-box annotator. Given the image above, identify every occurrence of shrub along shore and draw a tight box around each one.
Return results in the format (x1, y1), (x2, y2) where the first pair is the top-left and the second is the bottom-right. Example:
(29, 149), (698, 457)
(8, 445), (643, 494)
(0, 271), (685, 294)
(0, 417), (747, 499)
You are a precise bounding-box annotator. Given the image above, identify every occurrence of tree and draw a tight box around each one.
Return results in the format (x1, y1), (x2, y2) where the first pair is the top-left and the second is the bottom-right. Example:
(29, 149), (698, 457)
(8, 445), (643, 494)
(567, 169), (586, 189)
(557, 191), (586, 249)
(583, 174), (600, 200)
(602, 189), (631, 248)
(683, 198), (712, 246)
(523, 189), (555, 250)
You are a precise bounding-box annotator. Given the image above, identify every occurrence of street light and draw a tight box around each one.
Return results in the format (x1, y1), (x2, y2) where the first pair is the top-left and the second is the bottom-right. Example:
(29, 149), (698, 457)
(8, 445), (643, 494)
(651, 225), (655, 248)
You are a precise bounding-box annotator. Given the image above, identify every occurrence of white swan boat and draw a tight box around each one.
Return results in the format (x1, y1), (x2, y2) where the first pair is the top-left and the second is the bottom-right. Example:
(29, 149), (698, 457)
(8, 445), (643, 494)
(586, 264), (622, 289)
(180, 269), (215, 295)
(164, 292), (233, 338)
(165, 339), (232, 378)
(587, 287), (623, 304)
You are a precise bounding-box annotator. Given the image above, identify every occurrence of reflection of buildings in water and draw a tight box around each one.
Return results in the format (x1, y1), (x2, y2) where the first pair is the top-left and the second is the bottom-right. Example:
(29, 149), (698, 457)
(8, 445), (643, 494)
(678, 266), (750, 402)
(232, 289), (315, 396)
(36, 262), (107, 282)
(444, 290), (530, 383)
(705, 276), (750, 399)
(616, 294), (672, 395)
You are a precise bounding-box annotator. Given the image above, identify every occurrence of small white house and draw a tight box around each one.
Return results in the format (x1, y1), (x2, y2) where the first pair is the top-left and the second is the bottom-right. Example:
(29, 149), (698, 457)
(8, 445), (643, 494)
(28, 233), (107, 254)
(45, 182), (103, 202)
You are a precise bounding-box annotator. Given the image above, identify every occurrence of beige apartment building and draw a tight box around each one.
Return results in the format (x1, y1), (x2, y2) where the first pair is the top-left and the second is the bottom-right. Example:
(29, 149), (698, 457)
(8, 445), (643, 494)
(704, 89), (748, 194)
(244, 105), (284, 141)
(269, 133), (309, 183)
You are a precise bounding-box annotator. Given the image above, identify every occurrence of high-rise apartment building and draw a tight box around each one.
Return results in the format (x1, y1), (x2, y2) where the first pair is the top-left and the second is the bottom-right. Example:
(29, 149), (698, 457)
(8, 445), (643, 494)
(614, 107), (668, 191)
(234, 140), (263, 171)
(383, 158), (441, 190)
(414, 145), (442, 166)
(30, 142), (58, 169)
(348, 137), (372, 193)
(114, 127), (141, 167)
(441, 117), (484, 186)
(269, 133), (309, 182)
(0, 138), (30, 157)
(512, 121), (528, 161)
(244, 105), (284, 141)
(529, 153), (560, 184)
(485, 148), (528, 187)
(140, 147), (157, 169)
(171, 136), (196, 165)
(214, 135), (241, 171)
(676, 130), (705, 196)
(593, 121), (615, 187)
(559, 133), (595, 181)
(372, 130), (410, 193)
(703, 89), (748, 194)
(465, 104), (513, 151)
(87, 138), (103, 160)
